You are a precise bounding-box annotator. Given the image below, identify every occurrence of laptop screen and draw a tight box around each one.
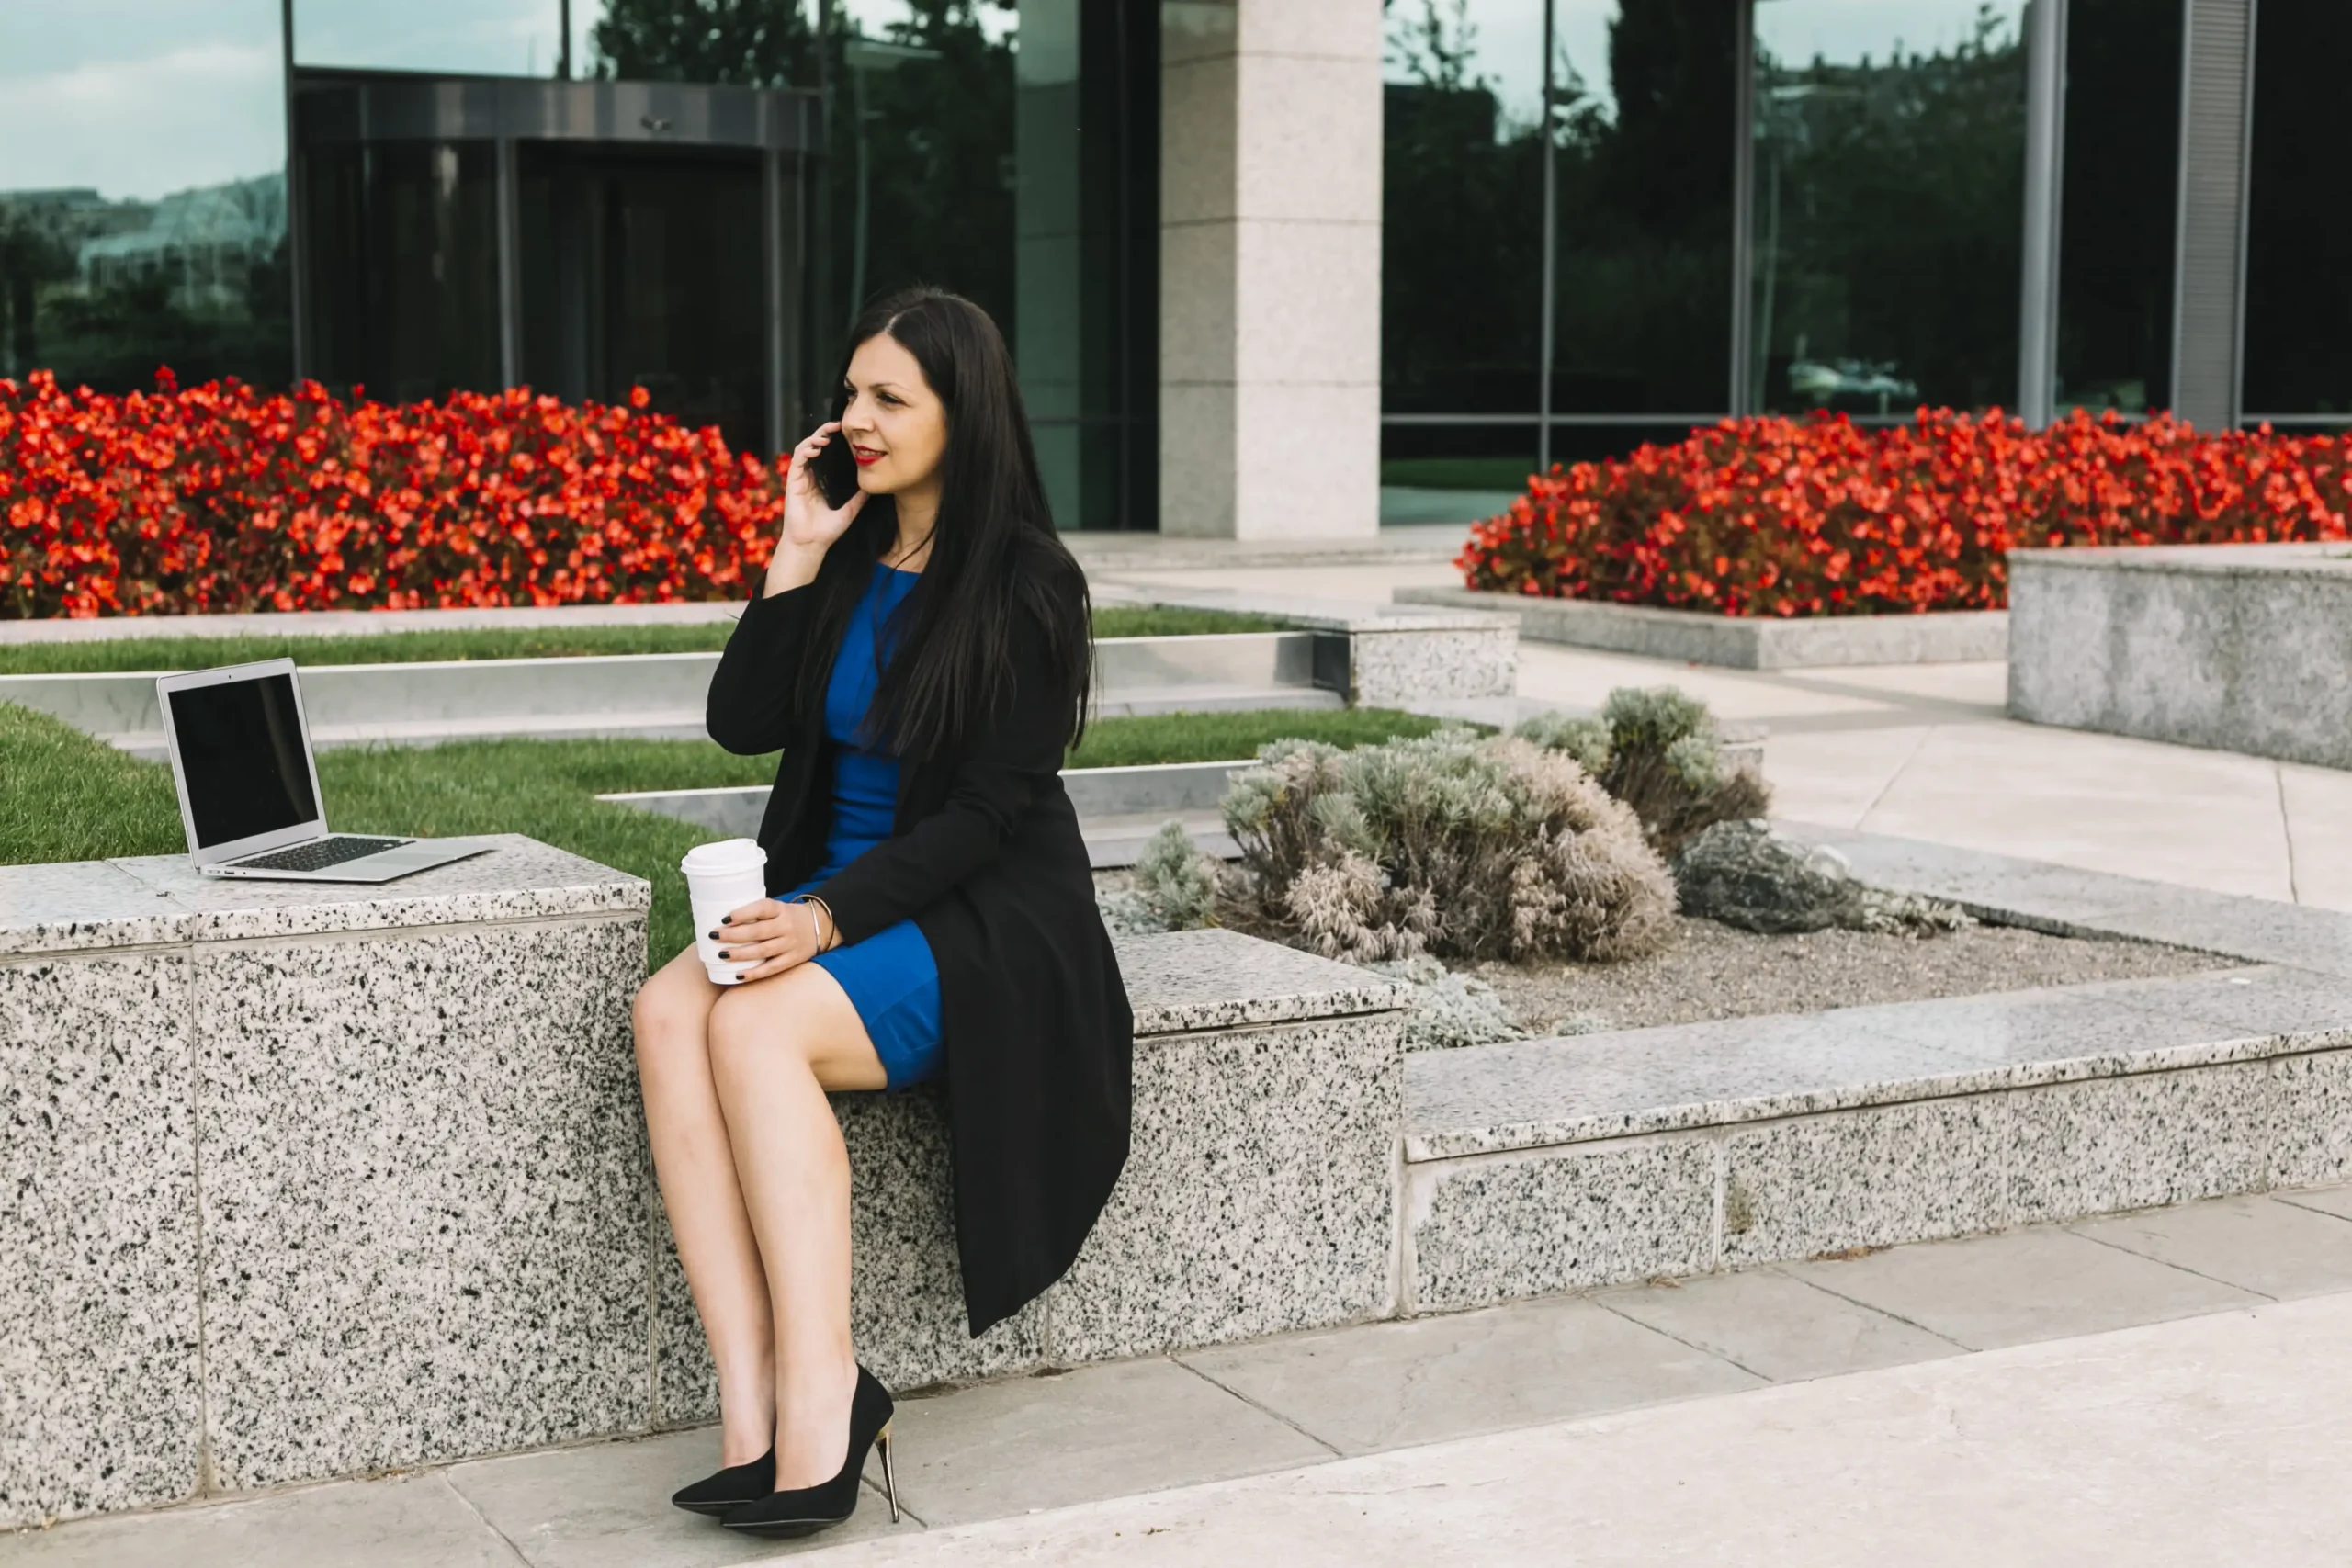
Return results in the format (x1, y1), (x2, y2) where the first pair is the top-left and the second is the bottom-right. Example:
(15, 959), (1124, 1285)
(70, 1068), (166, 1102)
(165, 672), (322, 849)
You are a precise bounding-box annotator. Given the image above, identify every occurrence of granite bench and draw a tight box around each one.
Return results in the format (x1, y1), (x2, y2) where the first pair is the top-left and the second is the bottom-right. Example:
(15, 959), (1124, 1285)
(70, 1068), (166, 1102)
(19, 825), (2339, 1529)
(2007, 541), (2352, 768)
(0, 842), (1405, 1528)
(1402, 828), (2352, 1312)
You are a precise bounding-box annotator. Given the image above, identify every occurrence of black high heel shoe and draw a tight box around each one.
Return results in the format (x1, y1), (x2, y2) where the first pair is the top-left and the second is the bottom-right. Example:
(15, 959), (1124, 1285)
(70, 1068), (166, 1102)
(720, 1365), (899, 1539)
(670, 1445), (775, 1516)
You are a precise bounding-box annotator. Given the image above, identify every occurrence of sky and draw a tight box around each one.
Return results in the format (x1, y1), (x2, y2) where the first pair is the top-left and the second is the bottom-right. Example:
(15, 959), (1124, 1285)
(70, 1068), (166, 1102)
(0, 0), (284, 201)
(1755, 0), (2023, 69)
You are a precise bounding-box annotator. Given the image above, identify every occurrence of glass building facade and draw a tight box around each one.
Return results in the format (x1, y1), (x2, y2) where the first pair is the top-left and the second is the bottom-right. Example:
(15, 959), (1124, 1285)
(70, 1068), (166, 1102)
(0, 0), (1157, 530)
(1375, 0), (2352, 520)
(2241, 0), (2352, 423)
(0, 1), (291, 391)
(2, 1), (2346, 533)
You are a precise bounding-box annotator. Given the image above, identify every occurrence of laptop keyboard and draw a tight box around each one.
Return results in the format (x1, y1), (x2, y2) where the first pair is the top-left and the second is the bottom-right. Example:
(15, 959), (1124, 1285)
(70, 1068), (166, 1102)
(232, 836), (408, 873)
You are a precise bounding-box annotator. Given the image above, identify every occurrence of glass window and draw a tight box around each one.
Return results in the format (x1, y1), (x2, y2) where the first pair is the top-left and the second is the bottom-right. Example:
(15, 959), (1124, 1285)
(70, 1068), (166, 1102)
(1549, 0), (1738, 417)
(817, 4), (1018, 341)
(1018, 1), (1158, 532)
(1380, 421), (1542, 525)
(1382, 0), (1548, 420)
(303, 140), (503, 402)
(1747, 0), (2028, 416)
(2054, 0), (2180, 416)
(572, 2), (1153, 526)
(2242, 0), (2352, 419)
(0, 1), (289, 389)
(515, 147), (774, 449)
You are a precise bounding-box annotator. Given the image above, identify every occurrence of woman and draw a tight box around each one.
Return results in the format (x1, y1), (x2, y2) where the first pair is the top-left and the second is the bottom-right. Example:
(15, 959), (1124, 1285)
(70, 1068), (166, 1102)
(629, 288), (1133, 1540)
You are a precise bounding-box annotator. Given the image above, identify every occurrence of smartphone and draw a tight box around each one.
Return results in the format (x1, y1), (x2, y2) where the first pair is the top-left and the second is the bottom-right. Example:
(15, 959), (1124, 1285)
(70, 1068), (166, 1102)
(809, 426), (862, 510)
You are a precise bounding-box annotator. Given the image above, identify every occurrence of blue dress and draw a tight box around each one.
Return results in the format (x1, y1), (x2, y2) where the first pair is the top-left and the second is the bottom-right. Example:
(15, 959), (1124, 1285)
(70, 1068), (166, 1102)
(786, 562), (944, 1089)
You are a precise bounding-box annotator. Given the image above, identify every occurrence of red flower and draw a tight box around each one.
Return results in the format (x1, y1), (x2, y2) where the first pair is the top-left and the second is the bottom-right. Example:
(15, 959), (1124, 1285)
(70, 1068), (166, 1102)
(0, 372), (789, 616)
(1456, 409), (2350, 615)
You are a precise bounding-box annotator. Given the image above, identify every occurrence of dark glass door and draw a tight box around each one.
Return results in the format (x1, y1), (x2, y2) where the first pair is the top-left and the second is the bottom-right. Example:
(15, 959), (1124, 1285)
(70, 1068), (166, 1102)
(301, 139), (503, 401)
(517, 145), (771, 453)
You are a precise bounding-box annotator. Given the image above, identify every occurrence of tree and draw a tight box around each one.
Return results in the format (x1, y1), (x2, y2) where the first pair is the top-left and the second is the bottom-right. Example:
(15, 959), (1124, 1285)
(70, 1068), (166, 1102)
(590, 0), (820, 85)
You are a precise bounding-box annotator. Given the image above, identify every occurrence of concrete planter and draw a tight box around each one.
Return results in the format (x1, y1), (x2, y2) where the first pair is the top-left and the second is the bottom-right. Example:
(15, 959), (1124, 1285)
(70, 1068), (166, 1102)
(1395, 585), (2007, 670)
(0, 845), (1405, 1526)
(2007, 542), (2352, 768)
(11, 823), (2352, 1527)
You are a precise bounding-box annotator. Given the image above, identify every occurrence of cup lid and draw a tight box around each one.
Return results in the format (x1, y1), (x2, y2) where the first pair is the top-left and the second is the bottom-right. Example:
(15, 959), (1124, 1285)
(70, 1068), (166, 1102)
(680, 838), (767, 876)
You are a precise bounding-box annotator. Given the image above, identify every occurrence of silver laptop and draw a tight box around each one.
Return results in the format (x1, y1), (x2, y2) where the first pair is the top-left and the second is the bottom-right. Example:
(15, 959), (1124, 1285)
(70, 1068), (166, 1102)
(156, 659), (490, 882)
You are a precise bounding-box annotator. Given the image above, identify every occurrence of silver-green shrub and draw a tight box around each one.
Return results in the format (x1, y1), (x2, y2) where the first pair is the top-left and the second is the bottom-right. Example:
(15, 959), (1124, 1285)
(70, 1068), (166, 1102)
(1515, 685), (1770, 857)
(1221, 728), (1675, 964)
(1130, 818), (1221, 930)
(1355, 953), (1527, 1052)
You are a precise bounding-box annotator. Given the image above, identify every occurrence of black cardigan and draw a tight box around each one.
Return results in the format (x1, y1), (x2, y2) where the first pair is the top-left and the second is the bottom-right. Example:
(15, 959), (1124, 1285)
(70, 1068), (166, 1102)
(705, 570), (1134, 1337)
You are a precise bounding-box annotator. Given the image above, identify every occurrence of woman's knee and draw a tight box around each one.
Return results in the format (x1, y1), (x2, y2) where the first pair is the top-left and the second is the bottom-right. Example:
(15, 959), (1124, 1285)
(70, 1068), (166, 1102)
(707, 980), (817, 1085)
(632, 956), (715, 1069)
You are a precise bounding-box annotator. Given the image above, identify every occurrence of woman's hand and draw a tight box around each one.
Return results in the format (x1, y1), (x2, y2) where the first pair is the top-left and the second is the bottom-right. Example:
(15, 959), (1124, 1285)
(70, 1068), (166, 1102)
(713, 898), (833, 983)
(763, 422), (868, 596)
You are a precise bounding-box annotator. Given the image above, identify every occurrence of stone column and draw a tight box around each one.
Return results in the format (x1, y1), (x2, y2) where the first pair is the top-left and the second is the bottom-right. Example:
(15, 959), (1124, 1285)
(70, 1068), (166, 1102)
(1159, 1), (1383, 539)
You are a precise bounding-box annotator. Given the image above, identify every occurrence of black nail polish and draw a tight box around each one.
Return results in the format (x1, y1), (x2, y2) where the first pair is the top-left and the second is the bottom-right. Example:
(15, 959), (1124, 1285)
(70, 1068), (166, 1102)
(717, 950), (730, 961)
(707, 929), (721, 941)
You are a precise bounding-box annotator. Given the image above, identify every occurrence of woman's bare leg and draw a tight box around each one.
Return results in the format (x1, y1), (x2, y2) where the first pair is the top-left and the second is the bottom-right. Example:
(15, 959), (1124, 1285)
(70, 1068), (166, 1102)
(631, 945), (777, 1466)
(706, 964), (887, 1491)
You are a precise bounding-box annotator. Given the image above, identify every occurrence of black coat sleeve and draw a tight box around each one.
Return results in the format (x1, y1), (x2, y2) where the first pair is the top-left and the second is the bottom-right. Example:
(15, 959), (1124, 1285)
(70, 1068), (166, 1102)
(810, 610), (1071, 946)
(705, 585), (818, 756)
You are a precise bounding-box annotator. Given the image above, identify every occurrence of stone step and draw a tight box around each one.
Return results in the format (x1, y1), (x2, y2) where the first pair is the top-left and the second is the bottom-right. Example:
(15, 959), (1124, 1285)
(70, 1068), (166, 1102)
(1, 634), (1347, 755)
(1402, 963), (2352, 1314)
(600, 760), (1253, 868)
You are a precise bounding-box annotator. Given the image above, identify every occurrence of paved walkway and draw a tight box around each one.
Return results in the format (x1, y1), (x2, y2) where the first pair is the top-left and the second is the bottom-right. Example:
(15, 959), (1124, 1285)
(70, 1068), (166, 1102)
(13, 1183), (2352, 1566)
(1083, 535), (2352, 914)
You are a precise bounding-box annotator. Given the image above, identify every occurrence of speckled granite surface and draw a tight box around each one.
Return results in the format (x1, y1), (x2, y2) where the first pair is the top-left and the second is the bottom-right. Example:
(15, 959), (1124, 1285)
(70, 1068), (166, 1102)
(2007, 542), (2352, 768)
(1, 838), (652, 1521)
(664, 997), (1408, 1394)
(1054, 1012), (1404, 1359)
(196, 919), (652, 1489)
(27, 817), (2352, 1519)
(0, 859), (198, 956)
(1348, 626), (1517, 707)
(1408, 1137), (1716, 1310)
(1777, 822), (2352, 979)
(0, 838), (646, 958)
(0, 952), (201, 1529)
(7, 897), (1418, 1520)
(1115, 928), (1407, 1035)
(2006, 1062), (2276, 1224)
(1406, 966), (2352, 1160)
(1394, 822), (2352, 1303)
(1721, 1098), (2007, 1267)
(109, 835), (649, 942)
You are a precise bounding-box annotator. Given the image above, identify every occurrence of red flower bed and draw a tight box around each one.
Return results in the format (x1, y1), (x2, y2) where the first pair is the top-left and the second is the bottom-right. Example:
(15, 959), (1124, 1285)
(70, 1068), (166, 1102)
(0, 370), (787, 618)
(1460, 409), (2352, 616)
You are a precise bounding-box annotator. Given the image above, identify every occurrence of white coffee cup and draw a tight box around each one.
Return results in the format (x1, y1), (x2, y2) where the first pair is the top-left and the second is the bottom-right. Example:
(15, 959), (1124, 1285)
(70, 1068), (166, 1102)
(681, 838), (770, 987)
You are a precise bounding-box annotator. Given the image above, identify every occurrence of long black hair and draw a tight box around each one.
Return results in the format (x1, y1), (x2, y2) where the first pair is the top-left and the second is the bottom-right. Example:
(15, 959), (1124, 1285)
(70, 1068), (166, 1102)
(792, 288), (1093, 761)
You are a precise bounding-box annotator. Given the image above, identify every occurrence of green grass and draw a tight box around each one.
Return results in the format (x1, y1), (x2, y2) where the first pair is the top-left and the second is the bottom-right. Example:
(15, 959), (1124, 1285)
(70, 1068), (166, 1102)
(1090, 604), (1291, 638)
(1, 702), (1449, 974)
(0, 625), (740, 674)
(0, 703), (187, 865)
(1066, 706), (1454, 769)
(0, 604), (1285, 676)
